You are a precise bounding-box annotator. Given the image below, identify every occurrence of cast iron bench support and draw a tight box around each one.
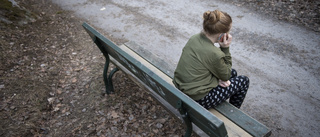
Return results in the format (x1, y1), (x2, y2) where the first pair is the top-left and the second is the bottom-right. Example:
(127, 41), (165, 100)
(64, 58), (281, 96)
(93, 36), (120, 94)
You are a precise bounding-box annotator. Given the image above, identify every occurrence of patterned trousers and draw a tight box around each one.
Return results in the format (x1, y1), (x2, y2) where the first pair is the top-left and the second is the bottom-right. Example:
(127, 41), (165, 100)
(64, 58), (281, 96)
(196, 69), (249, 109)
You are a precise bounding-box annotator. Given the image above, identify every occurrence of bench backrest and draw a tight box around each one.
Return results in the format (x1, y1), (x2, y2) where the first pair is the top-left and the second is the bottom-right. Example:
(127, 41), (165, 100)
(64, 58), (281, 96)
(83, 23), (228, 137)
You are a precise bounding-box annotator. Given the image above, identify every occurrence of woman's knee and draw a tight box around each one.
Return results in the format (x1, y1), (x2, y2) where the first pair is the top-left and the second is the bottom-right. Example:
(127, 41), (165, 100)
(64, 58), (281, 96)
(239, 75), (250, 87)
(231, 69), (237, 78)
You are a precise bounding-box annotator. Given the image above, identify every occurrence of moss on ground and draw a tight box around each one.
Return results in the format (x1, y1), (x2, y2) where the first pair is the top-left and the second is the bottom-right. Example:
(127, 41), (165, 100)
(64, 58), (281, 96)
(0, 0), (26, 20)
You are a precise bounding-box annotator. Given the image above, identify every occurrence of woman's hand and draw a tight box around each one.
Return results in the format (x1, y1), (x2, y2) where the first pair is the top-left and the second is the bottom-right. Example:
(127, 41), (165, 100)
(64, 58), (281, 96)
(219, 80), (231, 87)
(219, 33), (232, 48)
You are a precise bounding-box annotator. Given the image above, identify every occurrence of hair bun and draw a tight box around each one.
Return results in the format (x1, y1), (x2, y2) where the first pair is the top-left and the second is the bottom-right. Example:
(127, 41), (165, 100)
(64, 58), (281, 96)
(203, 11), (211, 20)
(203, 10), (222, 24)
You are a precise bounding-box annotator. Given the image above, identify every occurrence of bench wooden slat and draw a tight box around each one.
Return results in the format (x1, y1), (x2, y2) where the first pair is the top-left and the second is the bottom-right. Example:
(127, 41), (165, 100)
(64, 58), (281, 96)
(214, 103), (271, 137)
(210, 109), (252, 137)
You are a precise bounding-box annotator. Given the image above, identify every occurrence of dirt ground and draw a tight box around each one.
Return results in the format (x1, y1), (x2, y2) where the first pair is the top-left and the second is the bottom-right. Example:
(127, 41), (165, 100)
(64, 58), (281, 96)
(0, 0), (185, 136)
(0, 0), (319, 136)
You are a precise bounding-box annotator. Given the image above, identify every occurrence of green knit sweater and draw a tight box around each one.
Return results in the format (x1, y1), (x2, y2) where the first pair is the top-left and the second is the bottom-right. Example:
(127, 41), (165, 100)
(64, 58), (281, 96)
(173, 33), (232, 100)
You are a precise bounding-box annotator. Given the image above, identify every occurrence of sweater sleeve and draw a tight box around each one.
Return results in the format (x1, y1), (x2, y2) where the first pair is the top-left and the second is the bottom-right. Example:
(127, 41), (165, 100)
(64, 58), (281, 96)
(204, 47), (232, 81)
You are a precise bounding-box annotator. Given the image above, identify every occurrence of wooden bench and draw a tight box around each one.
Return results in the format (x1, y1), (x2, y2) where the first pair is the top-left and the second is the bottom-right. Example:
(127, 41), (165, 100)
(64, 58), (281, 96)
(82, 22), (271, 137)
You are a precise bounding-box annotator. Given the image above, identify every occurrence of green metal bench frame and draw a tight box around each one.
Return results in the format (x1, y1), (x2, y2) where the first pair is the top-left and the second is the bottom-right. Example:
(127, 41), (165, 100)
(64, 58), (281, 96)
(82, 22), (271, 137)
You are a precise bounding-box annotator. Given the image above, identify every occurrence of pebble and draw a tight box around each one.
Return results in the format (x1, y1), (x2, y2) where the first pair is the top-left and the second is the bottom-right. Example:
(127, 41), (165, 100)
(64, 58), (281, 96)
(56, 122), (63, 127)
(129, 115), (134, 121)
(156, 123), (163, 129)
(47, 97), (55, 104)
(82, 108), (87, 112)
(49, 92), (55, 96)
(65, 112), (71, 116)
(10, 106), (16, 110)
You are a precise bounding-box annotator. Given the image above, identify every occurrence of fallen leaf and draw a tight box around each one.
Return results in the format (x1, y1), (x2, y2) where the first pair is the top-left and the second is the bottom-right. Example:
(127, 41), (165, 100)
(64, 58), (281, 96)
(111, 111), (119, 118)
(71, 78), (77, 83)
(56, 89), (62, 94)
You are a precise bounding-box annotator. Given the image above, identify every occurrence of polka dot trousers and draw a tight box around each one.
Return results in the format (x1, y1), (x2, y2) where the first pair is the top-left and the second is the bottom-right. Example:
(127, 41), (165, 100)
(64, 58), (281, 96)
(196, 69), (249, 109)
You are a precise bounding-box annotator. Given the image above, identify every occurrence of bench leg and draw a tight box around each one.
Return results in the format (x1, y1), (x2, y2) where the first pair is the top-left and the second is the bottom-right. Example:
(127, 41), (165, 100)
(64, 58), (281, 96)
(178, 101), (193, 137)
(182, 113), (193, 137)
(107, 67), (119, 93)
(103, 57), (119, 94)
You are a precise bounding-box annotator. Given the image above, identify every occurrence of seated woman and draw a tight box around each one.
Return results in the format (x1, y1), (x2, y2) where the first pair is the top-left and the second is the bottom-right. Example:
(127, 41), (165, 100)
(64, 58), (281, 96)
(173, 10), (250, 109)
